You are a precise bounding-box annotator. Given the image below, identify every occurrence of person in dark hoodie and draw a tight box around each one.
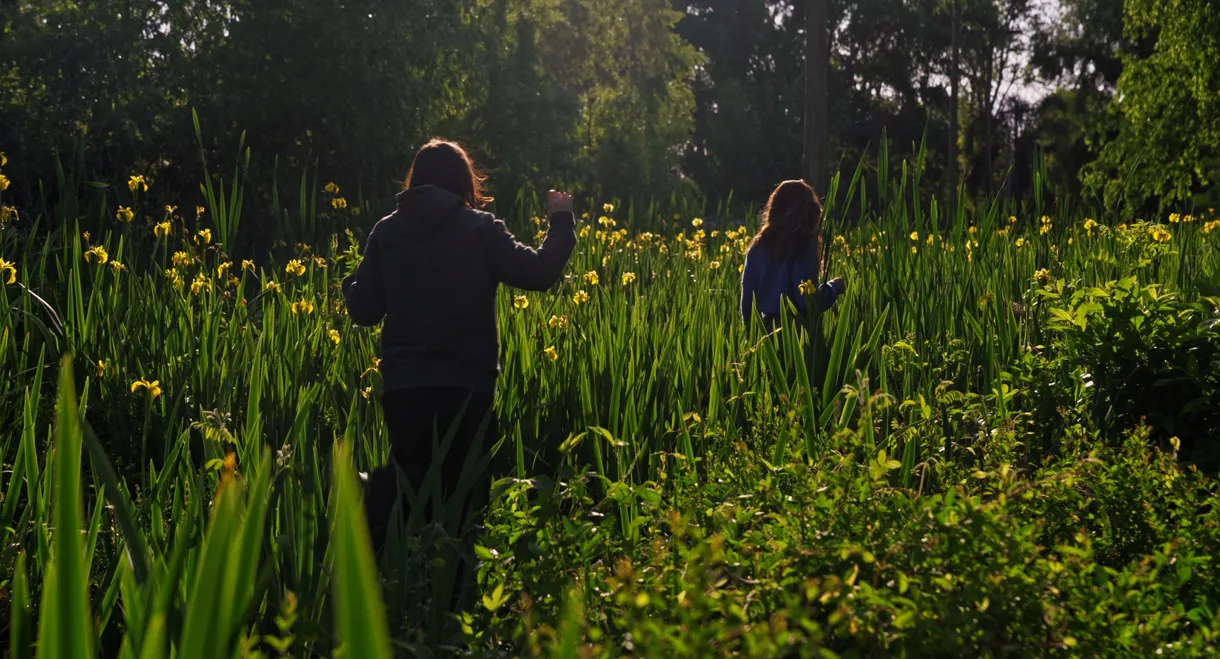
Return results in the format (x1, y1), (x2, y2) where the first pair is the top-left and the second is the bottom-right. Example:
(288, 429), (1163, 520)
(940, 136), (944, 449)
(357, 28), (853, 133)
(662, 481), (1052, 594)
(342, 138), (577, 546)
(740, 179), (845, 328)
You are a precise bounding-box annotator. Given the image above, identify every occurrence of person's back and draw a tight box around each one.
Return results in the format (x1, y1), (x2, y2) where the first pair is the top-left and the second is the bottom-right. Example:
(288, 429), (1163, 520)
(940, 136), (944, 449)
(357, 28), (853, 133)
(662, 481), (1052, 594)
(348, 184), (573, 394)
(739, 179), (845, 328)
(740, 239), (820, 318)
(342, 139), (576, 554)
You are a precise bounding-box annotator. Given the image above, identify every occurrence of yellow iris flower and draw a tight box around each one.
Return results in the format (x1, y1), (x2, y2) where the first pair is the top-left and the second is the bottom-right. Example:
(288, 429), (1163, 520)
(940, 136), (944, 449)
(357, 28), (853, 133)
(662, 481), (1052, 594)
(191, 274), (212, 295)
(0, 258), (16, 285)
(84, 246), (109, 265)
(130, 378), (162, 399)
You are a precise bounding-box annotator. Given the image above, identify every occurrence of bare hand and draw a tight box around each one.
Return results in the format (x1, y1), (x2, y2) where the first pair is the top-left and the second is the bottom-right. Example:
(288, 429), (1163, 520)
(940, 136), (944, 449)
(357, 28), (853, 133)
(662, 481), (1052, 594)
(547, 190), (574, 216)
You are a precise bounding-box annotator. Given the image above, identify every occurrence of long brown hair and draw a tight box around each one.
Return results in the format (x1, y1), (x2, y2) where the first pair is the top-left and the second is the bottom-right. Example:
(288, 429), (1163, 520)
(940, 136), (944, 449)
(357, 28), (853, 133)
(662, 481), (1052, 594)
(751, 179), (823, 262)
(404, 139), (493, 208)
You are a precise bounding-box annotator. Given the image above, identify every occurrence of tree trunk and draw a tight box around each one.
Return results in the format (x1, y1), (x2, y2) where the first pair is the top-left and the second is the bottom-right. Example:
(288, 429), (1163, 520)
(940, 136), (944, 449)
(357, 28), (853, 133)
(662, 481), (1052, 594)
(949, 0), (960, 208)
(805, 0), (827, 193)
(984, 41), (997, 198)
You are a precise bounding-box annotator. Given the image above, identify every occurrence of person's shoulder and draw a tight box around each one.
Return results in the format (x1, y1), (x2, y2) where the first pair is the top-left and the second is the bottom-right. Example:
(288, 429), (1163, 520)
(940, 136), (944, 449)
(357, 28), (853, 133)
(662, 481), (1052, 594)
(366, 211), (399, 238)
(443, 207), (502, 246)
(451, 206), (496, 228)
(745, 238), (767, 259)
(472, 207), (498, 223)
(372, 206), (411, 225)
(468, 208), (516, 239)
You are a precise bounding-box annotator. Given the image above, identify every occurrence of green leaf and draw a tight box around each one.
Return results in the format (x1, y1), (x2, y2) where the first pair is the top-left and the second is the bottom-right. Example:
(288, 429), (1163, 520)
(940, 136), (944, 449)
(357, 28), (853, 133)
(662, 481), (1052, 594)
(180, 473), (244, 659)
(12, 552), (31, 659)
(81, 420), (151, 584)
(37, 355), (95, 659)
(137, 614), (167, 659)
(329, 441), (392, 659)
(482, 584), (507, 613)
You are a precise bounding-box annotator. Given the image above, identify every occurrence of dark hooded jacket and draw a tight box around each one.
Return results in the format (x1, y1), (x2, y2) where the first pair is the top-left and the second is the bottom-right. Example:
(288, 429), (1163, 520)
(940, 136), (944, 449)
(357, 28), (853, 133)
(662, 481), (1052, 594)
(342, 185), (576, 394)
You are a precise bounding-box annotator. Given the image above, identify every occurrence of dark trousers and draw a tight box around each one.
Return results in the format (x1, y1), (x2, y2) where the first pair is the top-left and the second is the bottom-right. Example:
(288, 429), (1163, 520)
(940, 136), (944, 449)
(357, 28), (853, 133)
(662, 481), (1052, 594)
(364, 387), (498, 550)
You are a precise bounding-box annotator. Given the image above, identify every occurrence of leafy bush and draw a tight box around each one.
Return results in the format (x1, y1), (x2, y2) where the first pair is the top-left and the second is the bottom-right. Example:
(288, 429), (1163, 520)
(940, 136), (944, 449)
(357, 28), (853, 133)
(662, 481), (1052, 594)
(471, 426), (1220, 657)
(1039, 274), (1220, 468)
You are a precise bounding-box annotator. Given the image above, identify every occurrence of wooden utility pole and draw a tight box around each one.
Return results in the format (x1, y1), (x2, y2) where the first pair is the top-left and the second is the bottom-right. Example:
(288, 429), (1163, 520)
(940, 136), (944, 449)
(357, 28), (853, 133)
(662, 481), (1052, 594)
(949, 0), (960, 207)
(805, 0), (827, 192)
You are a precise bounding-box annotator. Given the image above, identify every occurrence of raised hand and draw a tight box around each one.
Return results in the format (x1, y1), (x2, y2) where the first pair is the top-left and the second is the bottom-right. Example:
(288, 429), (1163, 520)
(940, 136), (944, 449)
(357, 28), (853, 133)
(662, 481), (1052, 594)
(547, 189), (574, 216)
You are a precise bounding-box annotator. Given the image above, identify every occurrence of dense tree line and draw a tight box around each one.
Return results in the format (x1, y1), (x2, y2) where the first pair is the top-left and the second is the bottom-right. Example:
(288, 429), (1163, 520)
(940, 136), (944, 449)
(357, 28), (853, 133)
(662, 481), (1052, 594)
(0, 0), (1216, 215)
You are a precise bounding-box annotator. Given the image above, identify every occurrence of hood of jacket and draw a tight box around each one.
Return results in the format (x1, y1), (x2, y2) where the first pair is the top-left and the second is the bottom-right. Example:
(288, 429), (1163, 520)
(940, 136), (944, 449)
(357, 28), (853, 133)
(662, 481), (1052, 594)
(394, 185), (467, 237)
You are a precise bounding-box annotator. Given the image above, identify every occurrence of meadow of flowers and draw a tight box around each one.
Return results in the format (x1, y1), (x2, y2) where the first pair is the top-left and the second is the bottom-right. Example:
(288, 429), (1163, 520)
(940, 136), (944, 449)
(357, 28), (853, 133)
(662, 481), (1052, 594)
(1, 147), (1220, 657)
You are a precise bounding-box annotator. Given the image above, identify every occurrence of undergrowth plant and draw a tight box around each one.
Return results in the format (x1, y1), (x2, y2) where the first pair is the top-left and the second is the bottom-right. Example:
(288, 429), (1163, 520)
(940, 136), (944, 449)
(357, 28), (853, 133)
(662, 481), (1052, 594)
(0, 140), (1217, 656)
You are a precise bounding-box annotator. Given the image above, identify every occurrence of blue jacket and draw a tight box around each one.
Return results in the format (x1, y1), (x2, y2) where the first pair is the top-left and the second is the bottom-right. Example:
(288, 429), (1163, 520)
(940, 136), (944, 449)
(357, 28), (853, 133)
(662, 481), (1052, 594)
(739, 240), (840, 322)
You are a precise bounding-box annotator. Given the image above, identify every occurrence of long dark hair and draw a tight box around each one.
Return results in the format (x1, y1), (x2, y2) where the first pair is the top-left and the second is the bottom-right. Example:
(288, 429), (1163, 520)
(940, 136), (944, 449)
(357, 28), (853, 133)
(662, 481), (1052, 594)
(750, 179), (823, 263)
(404, 139), (493, 208)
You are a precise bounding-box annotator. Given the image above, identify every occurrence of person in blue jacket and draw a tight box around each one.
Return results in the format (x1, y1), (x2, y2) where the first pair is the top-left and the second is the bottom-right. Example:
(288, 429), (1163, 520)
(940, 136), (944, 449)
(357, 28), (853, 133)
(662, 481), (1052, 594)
(740, 179), (845, 328)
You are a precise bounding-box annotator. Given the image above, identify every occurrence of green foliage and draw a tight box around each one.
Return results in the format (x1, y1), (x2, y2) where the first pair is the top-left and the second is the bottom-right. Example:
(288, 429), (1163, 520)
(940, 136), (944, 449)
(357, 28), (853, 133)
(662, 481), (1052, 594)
(330, 441), (393, 659)
(1039, 271), (1220, 467)
(677, 0), (961, 202)
(0, 143), (1218, 655)
(11, 0), (1193, 219)
(1030, 0), (1129, 89)
(473, 426), (1220, 656)
(37, 356), (94, 659)
(1084, 0), (1220, 211)
(473, 0), (701, 200)
(0, 0), (699, 215)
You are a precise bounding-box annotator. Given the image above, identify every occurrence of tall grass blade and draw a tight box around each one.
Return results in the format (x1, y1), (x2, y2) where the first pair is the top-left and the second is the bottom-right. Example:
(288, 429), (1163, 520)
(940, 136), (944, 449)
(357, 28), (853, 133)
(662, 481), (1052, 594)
(11, 551), (31, 659)
(329, 441), (393, 659)
(179, 468), (244, 659)
(81, 420), (151, 583)
(36, 355), (95, 658)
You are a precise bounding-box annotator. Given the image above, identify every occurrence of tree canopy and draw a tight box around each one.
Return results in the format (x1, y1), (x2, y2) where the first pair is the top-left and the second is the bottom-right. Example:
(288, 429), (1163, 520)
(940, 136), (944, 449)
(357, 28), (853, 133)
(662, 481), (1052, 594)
(0, 0), (1217, 212)
(1084, 0), (1220, 211)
